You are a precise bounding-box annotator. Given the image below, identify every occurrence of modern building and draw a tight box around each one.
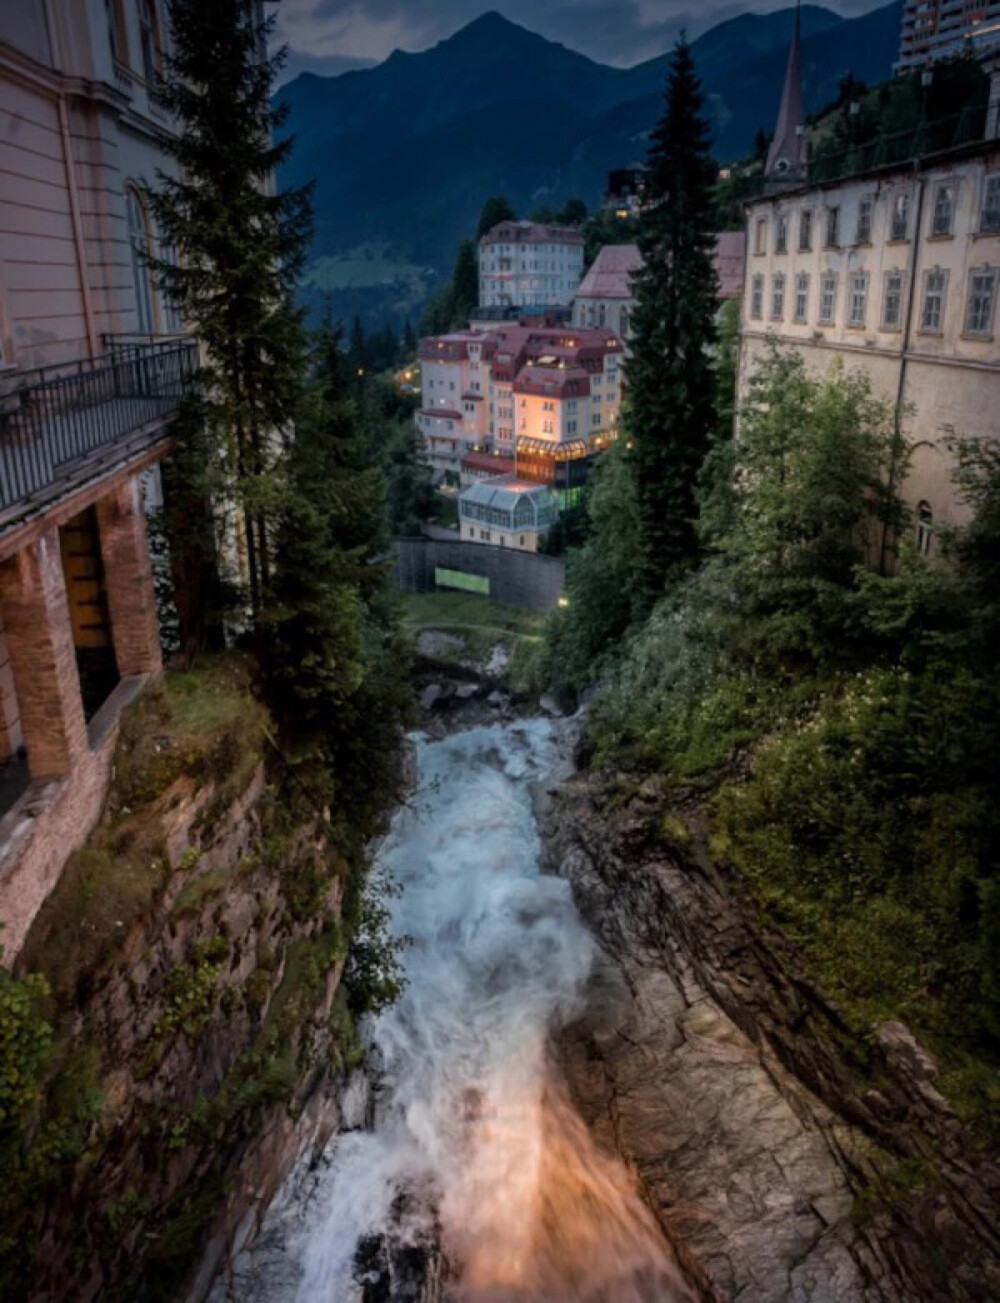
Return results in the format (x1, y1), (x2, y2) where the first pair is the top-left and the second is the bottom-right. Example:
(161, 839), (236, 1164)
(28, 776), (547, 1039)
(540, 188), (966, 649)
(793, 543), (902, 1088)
(417, 322), (623, 485)
(458, 477), (558, 551)
(478, 221), (585, 309)
(571, 235), (748, 344)
(740, 142), (1000, 543)
(897, 0), (1000, 72)
(0, 1), (194, 958)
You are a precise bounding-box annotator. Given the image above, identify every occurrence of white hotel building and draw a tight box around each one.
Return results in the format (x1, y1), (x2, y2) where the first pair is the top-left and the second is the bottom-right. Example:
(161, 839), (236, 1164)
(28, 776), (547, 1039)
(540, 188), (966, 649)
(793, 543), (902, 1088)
(478, 221), (585, 309)
(741, 141), (1000, 542)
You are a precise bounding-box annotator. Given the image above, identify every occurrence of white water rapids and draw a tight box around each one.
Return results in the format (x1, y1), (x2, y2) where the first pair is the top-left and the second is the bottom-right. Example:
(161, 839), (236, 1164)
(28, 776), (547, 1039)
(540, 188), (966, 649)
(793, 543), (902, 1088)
(220, 720), (692, 1303)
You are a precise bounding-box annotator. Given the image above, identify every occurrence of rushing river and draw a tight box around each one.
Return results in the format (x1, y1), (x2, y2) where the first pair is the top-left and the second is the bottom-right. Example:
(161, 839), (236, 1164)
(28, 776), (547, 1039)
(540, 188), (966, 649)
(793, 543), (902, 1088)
(219, 721), (691, 1303)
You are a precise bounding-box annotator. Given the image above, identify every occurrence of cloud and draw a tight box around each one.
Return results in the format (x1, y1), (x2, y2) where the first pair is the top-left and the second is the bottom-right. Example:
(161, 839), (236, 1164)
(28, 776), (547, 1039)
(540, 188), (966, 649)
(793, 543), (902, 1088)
(271, 0), (889, 73)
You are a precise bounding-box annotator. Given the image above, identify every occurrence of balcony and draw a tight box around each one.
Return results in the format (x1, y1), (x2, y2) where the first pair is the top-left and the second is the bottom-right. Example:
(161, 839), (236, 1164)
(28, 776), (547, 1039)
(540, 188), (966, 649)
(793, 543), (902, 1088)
(0, 337), (198, 536)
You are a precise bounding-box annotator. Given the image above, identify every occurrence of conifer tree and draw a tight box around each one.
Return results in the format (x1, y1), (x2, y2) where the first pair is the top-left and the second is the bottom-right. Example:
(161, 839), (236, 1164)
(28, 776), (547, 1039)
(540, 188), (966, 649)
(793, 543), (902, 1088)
(628, 37), (719, 605)
(268, 325), (409, 832)
(451, 239), (479, 324)
(148, 0), (311, 622)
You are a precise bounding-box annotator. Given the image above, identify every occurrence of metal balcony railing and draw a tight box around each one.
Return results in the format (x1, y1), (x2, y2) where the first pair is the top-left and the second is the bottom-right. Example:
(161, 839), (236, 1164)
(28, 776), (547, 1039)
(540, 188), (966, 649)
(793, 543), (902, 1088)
(0, 336), (198, 519)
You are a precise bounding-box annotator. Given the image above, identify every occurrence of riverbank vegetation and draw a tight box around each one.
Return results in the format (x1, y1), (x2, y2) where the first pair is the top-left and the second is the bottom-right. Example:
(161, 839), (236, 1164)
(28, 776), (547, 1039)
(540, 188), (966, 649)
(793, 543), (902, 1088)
(546, 40), (1000, 1139)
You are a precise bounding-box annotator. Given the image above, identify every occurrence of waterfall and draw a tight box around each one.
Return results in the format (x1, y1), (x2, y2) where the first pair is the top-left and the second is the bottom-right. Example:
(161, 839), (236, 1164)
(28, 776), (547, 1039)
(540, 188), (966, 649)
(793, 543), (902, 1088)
(222, 721), (691, 1303)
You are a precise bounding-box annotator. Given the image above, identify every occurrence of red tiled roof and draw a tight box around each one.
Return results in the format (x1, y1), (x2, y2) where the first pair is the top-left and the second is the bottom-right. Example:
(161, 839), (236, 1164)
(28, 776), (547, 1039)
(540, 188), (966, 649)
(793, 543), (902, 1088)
(461, 452), (516, 475)
(514, 365), (591, 399)
(571, 235), (747, 303)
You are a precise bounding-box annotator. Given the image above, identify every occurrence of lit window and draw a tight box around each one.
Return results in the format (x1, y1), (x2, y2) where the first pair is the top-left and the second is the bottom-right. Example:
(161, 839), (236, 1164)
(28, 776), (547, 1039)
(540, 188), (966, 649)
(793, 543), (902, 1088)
(931, 183), (955, 237)
(848, 271), (868, 326)
(825, 206), (840, 247)
(965, 268), (997, 336)
(882, 272), (904, 329)
(751, 273), (764, 319)
(981, 175), (1000, 233)
(799, 209), (813, 251)
(771, 273), (785, 319)
(921, 269), (947, 332)
(793, 273), (809, 322)
(856, 197), (874, 244)
(915, 501), (934, 556)
(890, 192), (909, 241)
(775, 214), (788, 254)
(819, 272), (837, 324)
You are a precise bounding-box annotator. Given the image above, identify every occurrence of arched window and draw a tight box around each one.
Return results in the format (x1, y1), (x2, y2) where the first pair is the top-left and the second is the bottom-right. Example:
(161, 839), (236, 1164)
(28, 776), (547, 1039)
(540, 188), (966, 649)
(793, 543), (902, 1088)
(916, 501), (934, 557)
(137, 0), (162, 85)
(126, 186), (156, 334)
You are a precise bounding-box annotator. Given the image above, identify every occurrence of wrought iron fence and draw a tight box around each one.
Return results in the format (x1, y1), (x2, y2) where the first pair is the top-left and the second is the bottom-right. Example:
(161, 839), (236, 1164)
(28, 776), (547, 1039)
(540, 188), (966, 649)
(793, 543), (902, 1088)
(0, 337), (198, 515)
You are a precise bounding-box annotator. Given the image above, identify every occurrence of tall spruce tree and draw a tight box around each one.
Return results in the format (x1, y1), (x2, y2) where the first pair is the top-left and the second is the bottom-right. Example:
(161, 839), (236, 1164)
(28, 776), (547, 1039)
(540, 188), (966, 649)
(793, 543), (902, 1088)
(628, 37), (718, 605)
(268, 325), (409, 832)
(148, 0), (311, 622)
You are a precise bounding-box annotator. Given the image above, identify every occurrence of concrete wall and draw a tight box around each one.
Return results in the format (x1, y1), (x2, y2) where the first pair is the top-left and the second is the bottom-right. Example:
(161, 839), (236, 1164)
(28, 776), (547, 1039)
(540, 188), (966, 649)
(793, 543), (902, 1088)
(393, 537), (566, 612)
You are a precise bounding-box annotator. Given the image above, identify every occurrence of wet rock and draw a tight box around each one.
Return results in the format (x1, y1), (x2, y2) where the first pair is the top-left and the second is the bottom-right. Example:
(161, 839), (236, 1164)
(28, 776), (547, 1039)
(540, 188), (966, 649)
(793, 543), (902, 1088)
(455, 682), (479, 702)
(538, 692), (562, 717)
(487, 690), (507, 710)
(416, 631), (466, 662)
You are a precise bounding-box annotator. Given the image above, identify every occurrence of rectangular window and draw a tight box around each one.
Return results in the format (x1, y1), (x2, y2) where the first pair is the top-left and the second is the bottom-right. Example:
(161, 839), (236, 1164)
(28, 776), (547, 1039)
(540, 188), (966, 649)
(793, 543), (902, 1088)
(751, 273), (764, 319)
(890, 192), (909, 241)
(819, 272), (837, 324)
(882, 271), (904, 329)
(775, 214), (788, 254)
(848, 271), (868, 326)
(965, 268), (997, 336)
(825, 206), (840, 247)
(981, 175), (1000, 233)
(771, 273), (785, 319)
(856, 197), (874, 244)
(931, 183), (955, 237)
(794, 273), (809, 322)
(921, 269), (947, 332)
(755, 217), (767, 255)
(799, 209), (813, 251)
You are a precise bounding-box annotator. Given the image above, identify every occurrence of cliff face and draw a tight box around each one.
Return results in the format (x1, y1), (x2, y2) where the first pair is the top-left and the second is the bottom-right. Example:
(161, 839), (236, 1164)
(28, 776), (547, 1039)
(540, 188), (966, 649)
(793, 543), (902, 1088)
(4, 661), (361, 1302)
(542, 756), (1000, 1302)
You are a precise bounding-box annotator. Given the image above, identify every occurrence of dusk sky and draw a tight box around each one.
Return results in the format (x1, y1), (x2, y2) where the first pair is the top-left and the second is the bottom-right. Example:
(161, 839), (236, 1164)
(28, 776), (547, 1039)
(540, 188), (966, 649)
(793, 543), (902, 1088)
(273, 0), (888, 82)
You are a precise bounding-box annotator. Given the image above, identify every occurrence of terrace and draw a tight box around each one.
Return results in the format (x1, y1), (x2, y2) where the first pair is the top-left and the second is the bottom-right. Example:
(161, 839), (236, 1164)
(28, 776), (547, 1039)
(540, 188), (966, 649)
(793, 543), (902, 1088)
(0, 336), (198, 537)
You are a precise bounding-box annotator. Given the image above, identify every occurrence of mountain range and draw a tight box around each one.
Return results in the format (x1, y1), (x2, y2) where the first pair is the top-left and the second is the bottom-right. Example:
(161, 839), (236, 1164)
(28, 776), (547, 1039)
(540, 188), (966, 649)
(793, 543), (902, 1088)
(277, 3), (904, 327)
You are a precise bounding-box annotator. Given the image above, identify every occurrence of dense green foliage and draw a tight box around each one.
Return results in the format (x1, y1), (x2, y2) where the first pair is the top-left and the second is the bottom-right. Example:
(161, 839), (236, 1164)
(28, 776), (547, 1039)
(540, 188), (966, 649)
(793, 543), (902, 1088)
(574, 341), (1000, 1134)
(628, 38), (718, 605)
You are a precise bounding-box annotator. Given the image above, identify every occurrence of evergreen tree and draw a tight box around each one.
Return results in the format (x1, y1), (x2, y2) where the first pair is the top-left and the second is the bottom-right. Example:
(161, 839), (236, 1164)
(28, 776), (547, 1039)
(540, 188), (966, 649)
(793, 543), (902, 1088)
(148, 0), (311, 623)
(451, 239), (479, 324)
(403, 319), (417, 355)
(477, 195), (517, 239)
(349, 315), (368, 375)
(628, 37), (719, 605)
(268, 325), (410, 833)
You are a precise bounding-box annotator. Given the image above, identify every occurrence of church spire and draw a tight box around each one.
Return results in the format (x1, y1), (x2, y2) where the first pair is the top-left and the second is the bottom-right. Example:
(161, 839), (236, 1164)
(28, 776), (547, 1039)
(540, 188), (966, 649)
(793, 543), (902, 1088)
(765, 0), (808, 179)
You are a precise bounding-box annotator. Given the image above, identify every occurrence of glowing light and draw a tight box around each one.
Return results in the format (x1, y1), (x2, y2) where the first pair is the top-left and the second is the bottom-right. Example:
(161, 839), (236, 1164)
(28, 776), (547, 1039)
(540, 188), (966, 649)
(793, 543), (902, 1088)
(558, 596), (570, 608)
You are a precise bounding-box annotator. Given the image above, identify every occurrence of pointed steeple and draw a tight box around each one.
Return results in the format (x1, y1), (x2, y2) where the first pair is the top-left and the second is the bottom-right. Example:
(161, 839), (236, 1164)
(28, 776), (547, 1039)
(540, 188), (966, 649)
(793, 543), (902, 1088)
(766, 1), (808, 180)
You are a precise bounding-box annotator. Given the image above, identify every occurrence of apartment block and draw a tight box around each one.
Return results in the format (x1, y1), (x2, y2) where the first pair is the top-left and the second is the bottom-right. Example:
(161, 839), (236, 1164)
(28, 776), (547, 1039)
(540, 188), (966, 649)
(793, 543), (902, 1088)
(741, 141), (1000, 546)
(0, 1), (195, 959)
(897, 0), (1000, 71)
(478, 221), (585, 309)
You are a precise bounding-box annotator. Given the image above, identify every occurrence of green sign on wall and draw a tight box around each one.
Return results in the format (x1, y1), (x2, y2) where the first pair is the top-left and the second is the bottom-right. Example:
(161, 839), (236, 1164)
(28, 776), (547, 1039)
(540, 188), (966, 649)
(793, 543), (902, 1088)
(434, 567), (490, 596)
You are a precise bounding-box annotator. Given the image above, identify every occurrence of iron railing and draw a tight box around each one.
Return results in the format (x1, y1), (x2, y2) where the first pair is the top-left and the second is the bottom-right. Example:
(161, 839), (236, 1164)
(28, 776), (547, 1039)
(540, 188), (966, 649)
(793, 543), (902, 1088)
(0, 337), (198, 516)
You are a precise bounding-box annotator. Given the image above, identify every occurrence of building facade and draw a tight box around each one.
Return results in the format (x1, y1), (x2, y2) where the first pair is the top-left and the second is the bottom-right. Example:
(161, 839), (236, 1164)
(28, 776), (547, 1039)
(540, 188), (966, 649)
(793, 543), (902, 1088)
(0, 1), (193, 959)
(897, 0), (1000, 71)
(417, 322), (623, 481)
(458, 477), (558, 551)
(571, 235), (748, 345)
(740, 142), (1000, 541)
(478, 221), (585, 309)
